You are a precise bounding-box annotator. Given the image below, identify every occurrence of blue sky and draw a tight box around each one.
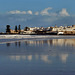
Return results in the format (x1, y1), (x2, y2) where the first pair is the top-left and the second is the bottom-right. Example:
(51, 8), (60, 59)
(0, 0), (74, 14)
(0, 0), (75, 32)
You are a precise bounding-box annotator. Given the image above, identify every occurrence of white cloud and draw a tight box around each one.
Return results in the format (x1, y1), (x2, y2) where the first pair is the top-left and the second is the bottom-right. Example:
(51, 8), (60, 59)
(4, 8), (71, 27)
(59, 54), (68, 63)
(27, 10), (32, 15)
(41, 55), (52, 63)
(27, 55), (32, 61)
(40, 7), (52, 15)
(8, 10), (33, 15)
(59, 8), (70, 16)
(7, 8), (70, 17)
(35, 12), (39, 15)
(40, 7), (70, 17)
(8, 10), (26, 14)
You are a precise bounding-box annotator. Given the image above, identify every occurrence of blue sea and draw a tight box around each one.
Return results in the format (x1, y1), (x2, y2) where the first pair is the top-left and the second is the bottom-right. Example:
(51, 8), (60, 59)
(0, 36), (75, 75)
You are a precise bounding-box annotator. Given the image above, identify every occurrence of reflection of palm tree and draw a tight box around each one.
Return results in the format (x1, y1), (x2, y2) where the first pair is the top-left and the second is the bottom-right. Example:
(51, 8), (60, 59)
(25, 41), (28, 45)
(6, 43), (10, 47)
(15, 42), (17, 46)
(18, 42), (21, 47)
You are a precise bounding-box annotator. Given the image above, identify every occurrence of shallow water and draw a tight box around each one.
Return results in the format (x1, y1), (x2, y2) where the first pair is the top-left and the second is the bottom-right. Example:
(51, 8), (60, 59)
(0, 38), (75, 75)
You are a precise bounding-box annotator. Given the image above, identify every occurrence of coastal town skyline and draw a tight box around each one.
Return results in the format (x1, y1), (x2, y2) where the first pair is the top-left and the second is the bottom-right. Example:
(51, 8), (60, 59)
(0, 24), (75, 35)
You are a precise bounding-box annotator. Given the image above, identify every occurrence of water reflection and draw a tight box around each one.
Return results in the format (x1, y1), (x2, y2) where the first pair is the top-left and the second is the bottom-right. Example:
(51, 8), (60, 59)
(0, 39), (75, 64)
(5, 39), (75, 47)
(1, 39), (75, 75)
(9, 53), (69, 64)
(9, 55), (52, 63)
(59, 54), (68, 63)
(6, 43), (11, 47)
(24, 39), (75, 47)
(15, 42), (17, 46)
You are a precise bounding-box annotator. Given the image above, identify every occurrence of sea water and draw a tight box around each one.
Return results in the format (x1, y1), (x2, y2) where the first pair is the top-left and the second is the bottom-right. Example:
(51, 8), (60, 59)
(0, 36), (75, 75)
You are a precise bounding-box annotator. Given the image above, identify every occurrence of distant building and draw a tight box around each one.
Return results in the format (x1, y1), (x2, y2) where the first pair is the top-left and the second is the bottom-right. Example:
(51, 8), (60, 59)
(50, 25), (75, 34)
(10, 29), (24, 34)
(20, 30), (36, 34)
(5, 25), (75, 35)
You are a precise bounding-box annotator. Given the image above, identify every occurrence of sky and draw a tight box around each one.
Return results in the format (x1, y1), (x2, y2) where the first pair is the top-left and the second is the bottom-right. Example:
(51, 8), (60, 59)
(0, 0), (75, 32)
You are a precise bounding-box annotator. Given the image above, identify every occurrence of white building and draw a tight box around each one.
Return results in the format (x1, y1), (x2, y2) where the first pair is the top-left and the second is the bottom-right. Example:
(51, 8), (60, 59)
(51, 25), (75, 32)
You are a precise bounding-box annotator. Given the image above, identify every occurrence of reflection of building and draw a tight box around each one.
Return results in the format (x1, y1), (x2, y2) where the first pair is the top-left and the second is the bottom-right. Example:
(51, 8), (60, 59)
(2, 39), (75, 64)
(5, 39), (75, 47)
(23, 39), (75, 47)
(52, 39), (75, 46)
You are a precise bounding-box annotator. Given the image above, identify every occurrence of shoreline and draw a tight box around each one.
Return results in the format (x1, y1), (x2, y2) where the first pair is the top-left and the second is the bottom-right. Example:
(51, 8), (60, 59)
(0, 34), (75, 39)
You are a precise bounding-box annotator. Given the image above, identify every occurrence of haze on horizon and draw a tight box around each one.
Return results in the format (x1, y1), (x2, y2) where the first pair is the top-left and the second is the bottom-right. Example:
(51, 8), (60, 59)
(0, 0), (75, 32)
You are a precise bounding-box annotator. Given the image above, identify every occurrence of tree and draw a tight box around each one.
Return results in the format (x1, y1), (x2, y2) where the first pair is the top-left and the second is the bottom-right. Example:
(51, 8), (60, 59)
(18, 25), (21, 34)
(6, 25), (10, 33)
(24, 27), (29, 31)
(15, 25), (17, 32)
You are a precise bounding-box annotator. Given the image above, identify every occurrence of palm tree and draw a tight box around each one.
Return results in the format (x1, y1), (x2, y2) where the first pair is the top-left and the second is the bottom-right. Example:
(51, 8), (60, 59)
(15, 25), (17, 32)
(6, 25), (10, 33)
(18, 25), (21, 34)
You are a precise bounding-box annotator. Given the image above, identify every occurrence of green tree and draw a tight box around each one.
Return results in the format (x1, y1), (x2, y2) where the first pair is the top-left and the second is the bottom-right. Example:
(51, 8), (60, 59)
(24, 27), (29, 31)
(6, 25), (10, 33)
(15, 25), (17, 32)
(18, 25), (21, 34)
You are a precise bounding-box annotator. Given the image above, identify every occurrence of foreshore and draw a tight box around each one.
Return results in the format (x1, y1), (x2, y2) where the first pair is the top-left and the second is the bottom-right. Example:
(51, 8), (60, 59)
(0, 34), (75, 39)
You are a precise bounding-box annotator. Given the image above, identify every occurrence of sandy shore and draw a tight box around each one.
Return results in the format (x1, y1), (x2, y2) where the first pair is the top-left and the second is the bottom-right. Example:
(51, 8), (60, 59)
(0, 35), (75, 39)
